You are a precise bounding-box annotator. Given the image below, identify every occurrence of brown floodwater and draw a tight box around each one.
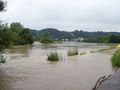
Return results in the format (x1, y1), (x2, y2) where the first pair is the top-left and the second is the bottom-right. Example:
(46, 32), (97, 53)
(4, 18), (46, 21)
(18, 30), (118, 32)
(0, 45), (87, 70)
(0, 42), (116, 90)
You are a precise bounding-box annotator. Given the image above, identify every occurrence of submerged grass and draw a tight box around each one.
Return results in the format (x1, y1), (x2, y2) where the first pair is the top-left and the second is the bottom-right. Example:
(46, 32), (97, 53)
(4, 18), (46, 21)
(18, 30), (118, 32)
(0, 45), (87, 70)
(98, 46), (116, 52)
(67, 48), (78, 56)
(47, 52), (59, 61)
(80, 52), (86, 56)
(90, 51), (97, 53)
(111, 49), (120, 68)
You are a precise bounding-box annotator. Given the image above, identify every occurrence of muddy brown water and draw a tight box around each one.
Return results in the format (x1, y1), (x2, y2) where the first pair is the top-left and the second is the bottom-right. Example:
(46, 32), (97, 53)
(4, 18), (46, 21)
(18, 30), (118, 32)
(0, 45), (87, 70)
(0, 42), (116, 90)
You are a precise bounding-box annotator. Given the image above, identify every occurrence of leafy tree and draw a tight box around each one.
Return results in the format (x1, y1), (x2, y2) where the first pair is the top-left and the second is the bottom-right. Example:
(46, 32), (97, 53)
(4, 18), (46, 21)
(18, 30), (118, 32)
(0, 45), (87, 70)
(0, 0), (6, 12)
(19, 28), (34, 45)
(0, 27), (12, 51)
(10, 22), (24, 33)
(108, 35), (120, 43)
(40, 32), (53, 43)
(8, 22), (34, 45)
(0, 0), (9, 52)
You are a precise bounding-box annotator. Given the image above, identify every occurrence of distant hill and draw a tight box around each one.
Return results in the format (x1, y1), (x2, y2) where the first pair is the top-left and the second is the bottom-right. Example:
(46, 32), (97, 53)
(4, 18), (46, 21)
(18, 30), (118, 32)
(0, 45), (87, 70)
(31, 28), (120, 40)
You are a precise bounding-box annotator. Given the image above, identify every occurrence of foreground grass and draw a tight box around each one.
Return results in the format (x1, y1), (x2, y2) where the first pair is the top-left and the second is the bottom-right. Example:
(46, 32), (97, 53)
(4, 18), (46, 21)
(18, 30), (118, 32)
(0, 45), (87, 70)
(47, 52), (59, 61)
(112, 49), (120, 68)
(68, 48), (78, 56)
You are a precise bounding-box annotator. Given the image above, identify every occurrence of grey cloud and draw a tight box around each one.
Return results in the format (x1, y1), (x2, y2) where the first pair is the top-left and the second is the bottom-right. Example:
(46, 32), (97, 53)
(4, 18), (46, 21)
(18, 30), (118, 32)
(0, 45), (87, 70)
(1, 0), (120, 31)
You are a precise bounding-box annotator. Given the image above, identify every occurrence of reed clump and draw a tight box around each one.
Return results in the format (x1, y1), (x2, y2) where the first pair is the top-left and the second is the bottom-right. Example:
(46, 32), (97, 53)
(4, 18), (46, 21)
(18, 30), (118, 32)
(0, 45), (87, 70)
(68, 48), (78, 56)
(47, 52), (59, 61)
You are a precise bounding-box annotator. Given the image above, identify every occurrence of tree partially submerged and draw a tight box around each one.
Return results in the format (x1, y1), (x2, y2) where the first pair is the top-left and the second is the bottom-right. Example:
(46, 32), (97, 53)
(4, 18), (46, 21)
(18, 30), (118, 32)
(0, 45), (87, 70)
(40, 32), (53, 43)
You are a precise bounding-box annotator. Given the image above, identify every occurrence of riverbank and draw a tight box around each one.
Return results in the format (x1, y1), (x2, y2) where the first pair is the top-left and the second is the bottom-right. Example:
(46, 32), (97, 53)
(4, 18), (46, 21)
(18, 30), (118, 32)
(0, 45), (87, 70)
(94, 46), (120, 90)
(96, 69), (120, 90)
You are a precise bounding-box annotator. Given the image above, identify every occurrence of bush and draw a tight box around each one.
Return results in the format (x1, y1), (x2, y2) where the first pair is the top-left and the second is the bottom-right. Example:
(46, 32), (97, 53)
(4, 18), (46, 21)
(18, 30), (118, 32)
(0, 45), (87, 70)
(68, 48), (78, 56)
(40, 32), (53, 44)
(112, 50), (120, 68)
(47, 52), (59, 61)
(80, 52), (86, 56)
(90, 51), (96, 53)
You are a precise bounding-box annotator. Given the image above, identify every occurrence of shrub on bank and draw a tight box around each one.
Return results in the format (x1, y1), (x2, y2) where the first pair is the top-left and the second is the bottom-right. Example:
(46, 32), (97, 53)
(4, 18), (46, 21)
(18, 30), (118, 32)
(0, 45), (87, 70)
(112, 50), (120, 68)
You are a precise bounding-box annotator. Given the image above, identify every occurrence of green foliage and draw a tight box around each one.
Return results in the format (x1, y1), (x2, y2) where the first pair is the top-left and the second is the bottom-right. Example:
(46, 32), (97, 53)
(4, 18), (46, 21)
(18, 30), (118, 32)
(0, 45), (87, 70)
(32, 29), (120, 41)
(85, 35), (109, 43)
(85, 34), (120, 43)
(47, 52), (59, 61)
(90, 51), (96, 53)
(0, 27), (12, 51)
(0, 0), (6, 11)
(40, 32), (53, 43)
(8, 22), (34, 45)
(108, 35), (120, 43)
(0, 22), (34, 52)
(19, 28), (34, 45)
(10, 22), (23, 33)
(68, 48), (78, 56)
(112, 50), (120, 68)
(80, 52), (86, 56)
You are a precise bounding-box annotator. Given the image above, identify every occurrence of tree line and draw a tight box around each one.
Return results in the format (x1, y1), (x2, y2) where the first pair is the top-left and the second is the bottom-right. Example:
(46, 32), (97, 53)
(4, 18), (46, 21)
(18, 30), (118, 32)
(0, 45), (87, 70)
(0, 22), (34, 51)
(84, 35), (120, 43)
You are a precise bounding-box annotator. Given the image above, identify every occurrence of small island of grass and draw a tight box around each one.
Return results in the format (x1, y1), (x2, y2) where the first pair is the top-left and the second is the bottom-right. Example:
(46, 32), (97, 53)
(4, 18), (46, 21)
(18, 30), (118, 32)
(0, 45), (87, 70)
(40, 32), (53, 44)
(67, 48), (78, 56)
(47, 52), (59, 61)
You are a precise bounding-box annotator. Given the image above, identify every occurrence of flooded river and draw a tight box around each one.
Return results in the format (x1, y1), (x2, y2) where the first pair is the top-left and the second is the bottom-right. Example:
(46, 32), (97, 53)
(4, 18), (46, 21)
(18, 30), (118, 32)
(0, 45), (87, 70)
(0, 42), (116, 90)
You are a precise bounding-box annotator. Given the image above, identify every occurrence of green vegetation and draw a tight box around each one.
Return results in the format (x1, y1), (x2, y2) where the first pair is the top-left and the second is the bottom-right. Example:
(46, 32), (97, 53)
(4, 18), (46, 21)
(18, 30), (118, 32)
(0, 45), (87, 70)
(9, 22), (34, 45)
(40, 32), (53, 43)
(90, 51), (97, 53)
(0, 0), (6, 11)
(80, 52), (86, 56)
(111, 50), (120, 68)
(32, 29), (120, 42)
(47, 52), (59, 61)
(0, 22), (34, 63)
(68, 48), (78, 56)
(0, 22), (34, 50)
(85, 34), (120, 43)
(0, 0), (7, 63)
(0, 1), (34, 53)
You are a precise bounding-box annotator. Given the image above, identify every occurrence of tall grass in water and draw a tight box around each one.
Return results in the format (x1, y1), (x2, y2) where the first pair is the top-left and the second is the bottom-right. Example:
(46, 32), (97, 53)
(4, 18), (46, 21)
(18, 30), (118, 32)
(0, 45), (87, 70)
(80, 52), (86, 56)
(47, 52), (59, 61)
(67, 48), (78, 56)
(112, 50), (120, 68)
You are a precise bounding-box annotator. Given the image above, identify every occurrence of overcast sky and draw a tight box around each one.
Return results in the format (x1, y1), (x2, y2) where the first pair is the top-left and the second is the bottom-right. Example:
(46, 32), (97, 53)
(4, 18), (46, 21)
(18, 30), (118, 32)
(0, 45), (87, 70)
(1, 0), (120, 31)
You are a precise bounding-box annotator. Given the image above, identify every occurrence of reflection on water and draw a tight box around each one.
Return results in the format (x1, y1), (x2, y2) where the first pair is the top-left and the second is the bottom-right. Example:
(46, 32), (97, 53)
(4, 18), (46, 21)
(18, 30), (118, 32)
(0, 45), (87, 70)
(0, 42), (116, 90)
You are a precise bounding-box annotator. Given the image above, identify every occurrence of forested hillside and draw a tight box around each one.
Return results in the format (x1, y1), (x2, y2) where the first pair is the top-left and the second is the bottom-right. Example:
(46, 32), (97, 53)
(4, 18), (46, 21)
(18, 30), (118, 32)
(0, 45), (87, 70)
(31, 28), (120, 42)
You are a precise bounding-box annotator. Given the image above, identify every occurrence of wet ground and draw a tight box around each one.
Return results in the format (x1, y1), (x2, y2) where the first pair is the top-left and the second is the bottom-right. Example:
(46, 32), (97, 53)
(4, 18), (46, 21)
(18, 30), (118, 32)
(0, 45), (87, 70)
(0, 42), (116, 90)
(97, 70), (120, 90)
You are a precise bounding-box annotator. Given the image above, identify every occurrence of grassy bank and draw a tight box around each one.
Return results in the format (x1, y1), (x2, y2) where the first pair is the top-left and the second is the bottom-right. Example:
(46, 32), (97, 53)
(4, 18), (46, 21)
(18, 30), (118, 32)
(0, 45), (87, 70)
(112, 49), (120, 68)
